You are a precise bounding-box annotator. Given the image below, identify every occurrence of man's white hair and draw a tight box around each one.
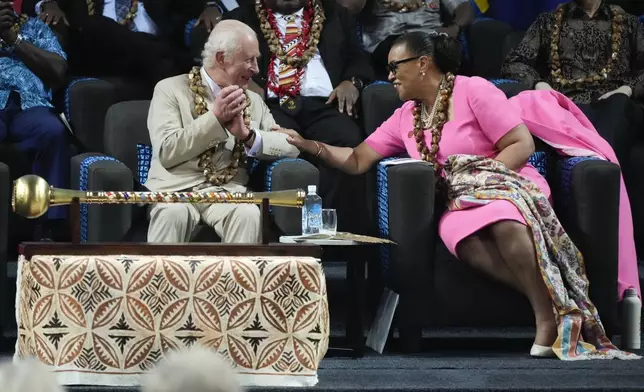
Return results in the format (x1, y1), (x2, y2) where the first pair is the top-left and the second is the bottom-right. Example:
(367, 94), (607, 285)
(141, 347), (242, 392)
(202, 20), (258, 69)
(0, 358), (63, 392)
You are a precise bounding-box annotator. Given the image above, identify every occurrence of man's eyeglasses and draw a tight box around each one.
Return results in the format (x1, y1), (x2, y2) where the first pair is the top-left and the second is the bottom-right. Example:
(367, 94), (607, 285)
(386, 56), (422, 74)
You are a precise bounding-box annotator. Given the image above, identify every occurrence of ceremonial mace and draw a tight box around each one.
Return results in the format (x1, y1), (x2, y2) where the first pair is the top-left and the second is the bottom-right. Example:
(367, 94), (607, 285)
(12, 175), (306, 219)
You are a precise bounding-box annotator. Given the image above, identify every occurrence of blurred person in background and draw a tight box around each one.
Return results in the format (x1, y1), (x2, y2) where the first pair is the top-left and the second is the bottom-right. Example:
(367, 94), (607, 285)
(187, 0), (250, 63)
(0, 358), (64, 392)
(502, 0), (644, 186)
(22, 0), (209, 88)
(141, 347), (242, 392)
(356, 0), (474, 80)
(0, 1), (69, 240)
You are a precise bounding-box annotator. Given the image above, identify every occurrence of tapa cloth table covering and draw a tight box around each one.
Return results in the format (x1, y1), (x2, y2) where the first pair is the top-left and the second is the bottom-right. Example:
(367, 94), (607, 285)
(15, 254), (329, 387)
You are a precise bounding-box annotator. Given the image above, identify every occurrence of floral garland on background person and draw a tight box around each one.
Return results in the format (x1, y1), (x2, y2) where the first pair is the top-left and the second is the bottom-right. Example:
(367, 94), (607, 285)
(188, 67), (249, 186)
(255, 0), (325, 99)
(550, 4), (623, 88)
(86, 0), (139, 27)
(412, 73), (455, 171)
(379, 0), (427, 13)
(0, 14), (28, 48)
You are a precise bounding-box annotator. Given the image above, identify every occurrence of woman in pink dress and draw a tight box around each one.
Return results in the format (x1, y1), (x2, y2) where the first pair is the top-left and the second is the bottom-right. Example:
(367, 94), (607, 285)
(283, 31), (640, 358)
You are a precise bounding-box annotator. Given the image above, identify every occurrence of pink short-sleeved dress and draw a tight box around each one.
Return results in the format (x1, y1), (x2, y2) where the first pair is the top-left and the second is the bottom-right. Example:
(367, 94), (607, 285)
(365, 76), (551, 257)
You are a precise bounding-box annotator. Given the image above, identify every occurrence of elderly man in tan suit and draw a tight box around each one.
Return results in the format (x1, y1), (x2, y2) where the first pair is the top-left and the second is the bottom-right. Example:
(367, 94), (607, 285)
(146, 20), (300, 244)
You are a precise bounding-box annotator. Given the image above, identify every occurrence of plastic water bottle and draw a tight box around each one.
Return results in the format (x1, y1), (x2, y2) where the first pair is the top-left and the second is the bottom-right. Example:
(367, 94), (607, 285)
(621, 288), (641, 350)
(301, 185), (322, 235)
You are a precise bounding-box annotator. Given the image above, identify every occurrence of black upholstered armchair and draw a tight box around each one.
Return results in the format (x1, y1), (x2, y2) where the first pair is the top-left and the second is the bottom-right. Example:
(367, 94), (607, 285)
(362, 82), (621, 353)
(70, 100), (318, 243)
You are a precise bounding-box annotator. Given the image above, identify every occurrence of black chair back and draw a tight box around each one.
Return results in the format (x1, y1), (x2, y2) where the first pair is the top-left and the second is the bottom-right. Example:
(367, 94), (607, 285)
(103, 100), (152, 176)
(362, 83), (403, 136)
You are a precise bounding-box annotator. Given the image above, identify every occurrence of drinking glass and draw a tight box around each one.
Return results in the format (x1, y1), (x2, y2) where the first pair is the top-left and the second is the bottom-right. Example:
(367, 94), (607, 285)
(321, 209), (337, 234)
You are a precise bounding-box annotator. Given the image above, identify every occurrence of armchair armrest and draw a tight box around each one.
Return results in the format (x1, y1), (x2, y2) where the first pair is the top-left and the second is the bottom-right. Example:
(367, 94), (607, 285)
(264, 158), (319, 235)
(377, 160), (436, 350)
(554, 156), (620, 336)
(377, 160), (436, 290)
(71, 153), (135, 243)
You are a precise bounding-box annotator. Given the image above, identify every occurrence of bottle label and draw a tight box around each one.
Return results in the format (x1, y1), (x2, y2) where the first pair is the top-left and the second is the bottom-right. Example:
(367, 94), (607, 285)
(303, 202), (322, 234)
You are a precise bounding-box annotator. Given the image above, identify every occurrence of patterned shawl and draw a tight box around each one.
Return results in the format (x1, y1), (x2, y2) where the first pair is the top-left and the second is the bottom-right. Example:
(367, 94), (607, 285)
(443, 154), (639, 361)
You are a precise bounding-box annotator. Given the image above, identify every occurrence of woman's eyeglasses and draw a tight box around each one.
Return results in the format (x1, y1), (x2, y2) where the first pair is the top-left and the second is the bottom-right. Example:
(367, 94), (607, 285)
(386, 56), (421, 74)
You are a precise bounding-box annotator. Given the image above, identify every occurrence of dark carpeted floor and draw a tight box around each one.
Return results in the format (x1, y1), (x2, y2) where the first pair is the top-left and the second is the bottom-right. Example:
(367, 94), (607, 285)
(60, 349), (644, 392)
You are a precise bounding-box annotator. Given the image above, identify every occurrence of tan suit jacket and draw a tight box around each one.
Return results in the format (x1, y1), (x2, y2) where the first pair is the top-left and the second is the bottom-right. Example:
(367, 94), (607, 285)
(145, 73), (300, 193)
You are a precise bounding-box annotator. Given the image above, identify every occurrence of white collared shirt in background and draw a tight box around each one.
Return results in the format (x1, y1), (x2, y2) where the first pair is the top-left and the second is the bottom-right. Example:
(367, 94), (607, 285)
(35, 0), (159, 35)
(267, 8), (334, 99)
(220, 0), (239, 12)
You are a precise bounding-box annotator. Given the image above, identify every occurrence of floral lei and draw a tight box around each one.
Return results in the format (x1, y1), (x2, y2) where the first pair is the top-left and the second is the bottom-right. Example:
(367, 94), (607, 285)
(189, 67), (250, 186)
(255, 0), (325, 98)
(87, 0), (138, 27)
(411, 73), (455, 171)
(549, 3), (623, 88)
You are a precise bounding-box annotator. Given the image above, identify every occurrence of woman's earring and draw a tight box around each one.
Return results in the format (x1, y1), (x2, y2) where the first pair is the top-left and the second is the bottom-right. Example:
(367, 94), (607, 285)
(421, 72), (426, 76)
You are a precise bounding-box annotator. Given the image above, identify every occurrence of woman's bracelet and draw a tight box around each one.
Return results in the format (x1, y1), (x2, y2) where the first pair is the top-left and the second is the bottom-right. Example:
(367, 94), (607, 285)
(313, 141), (323, 158)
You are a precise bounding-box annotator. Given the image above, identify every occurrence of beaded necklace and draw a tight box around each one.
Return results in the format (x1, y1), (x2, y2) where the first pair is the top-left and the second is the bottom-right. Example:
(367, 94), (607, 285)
(411, 73), (455, 171)
(549, 4), (623, 88)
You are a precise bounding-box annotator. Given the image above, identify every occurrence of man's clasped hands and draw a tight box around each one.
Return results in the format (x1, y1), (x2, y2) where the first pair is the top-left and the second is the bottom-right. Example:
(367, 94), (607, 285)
(213, 85), (300, 142)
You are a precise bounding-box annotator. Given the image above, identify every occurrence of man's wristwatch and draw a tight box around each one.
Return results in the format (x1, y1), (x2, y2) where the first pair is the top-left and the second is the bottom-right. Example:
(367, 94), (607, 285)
(241, 128), (256, 145)
(351, 77), (364, 92)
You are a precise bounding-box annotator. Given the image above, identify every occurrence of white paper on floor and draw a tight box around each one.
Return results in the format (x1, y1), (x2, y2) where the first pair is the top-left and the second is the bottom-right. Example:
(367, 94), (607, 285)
(366, 288), (399, 354)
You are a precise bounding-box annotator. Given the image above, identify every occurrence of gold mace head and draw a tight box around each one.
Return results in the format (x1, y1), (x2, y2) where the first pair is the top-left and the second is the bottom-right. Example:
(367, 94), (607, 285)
(12, 175), (51, 219)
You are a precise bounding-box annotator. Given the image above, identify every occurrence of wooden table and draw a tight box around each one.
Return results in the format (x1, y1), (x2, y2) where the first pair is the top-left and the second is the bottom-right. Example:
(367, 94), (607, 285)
(280, 236), (369, 358)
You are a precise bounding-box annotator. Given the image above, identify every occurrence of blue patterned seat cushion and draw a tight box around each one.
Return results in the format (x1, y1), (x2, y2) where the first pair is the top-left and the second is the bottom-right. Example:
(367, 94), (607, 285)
(136, 143), (152, 185)
(528, 151), (548, 177)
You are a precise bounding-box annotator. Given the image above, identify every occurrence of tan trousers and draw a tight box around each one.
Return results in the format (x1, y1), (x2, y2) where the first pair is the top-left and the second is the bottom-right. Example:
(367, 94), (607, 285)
(147, 191), (261, 244)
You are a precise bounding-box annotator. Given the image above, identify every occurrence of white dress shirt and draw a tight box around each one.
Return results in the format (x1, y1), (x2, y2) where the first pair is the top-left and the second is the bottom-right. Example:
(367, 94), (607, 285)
(267, 8), (334, 99)
(36, 0), (159, 35)
(201, 68), (263, 157)
(220, 0), (239, 12)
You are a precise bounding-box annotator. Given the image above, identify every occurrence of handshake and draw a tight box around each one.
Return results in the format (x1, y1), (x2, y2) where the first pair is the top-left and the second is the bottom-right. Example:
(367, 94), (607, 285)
(213, 85), (251, 140)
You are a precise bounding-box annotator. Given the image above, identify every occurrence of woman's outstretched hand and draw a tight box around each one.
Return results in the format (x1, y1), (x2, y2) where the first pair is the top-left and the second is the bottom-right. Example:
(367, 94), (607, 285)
(274, 127), (319, 155)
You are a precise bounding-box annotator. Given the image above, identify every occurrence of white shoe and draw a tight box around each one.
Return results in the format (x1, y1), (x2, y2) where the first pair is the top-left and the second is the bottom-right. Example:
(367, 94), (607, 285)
(530, 344), (555, 358)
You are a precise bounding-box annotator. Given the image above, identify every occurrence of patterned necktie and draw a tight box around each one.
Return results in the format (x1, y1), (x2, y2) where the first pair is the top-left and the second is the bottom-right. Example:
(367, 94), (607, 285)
(277, 14), (301, 104)
(115, 0), (138, 32)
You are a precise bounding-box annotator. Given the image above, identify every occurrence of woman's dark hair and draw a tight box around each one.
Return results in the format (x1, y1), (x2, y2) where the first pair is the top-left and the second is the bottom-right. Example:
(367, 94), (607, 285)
(393, 31), (462, 74)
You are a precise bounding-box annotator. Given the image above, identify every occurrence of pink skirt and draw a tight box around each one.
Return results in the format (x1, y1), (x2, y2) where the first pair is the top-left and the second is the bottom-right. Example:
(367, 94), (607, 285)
(438, 165), (551, 256)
